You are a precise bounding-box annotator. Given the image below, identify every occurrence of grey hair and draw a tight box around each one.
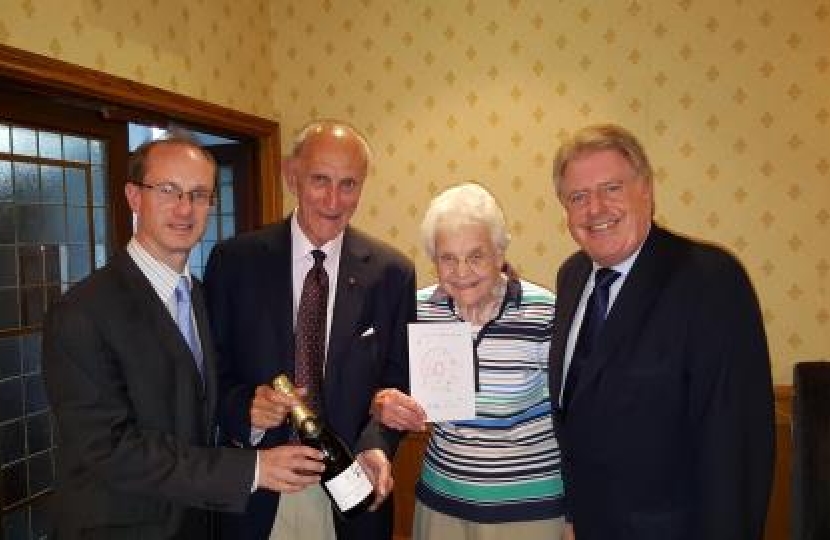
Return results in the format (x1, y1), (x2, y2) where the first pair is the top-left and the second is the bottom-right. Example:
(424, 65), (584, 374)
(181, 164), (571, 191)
(420, 182), (511, 259)
(551, 123), (653, 198)
(290, 119), (373, 163)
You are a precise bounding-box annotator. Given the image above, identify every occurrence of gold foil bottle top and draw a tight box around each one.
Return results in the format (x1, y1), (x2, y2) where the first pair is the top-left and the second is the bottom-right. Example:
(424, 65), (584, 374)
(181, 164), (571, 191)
(272, 374), (317, 434)
(273, 374), (295, 396)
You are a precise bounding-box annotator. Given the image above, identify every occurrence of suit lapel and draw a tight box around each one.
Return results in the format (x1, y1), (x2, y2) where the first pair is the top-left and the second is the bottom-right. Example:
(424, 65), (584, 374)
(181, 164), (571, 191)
(264, 219), (297, 375)
(114, 254), (208, 420)
(550, 255), (592, 400)
(192, 281), (216, 426)
(325, 228), (369, 397)
(574, 226), (675, 402)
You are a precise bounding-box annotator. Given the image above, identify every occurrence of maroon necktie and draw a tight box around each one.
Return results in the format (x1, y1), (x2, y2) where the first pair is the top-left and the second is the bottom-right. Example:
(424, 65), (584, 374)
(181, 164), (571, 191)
(295, 249), (328, 413)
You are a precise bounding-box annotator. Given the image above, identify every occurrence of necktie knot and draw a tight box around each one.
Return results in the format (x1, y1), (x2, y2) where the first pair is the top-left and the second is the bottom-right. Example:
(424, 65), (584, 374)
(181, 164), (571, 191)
(594, 267), (620, 291)
(311, 249), (326, 267)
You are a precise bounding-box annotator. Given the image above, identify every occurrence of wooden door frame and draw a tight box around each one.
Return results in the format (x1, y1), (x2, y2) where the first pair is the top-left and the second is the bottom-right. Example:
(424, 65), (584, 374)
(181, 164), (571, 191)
(0, 44), (282, 229)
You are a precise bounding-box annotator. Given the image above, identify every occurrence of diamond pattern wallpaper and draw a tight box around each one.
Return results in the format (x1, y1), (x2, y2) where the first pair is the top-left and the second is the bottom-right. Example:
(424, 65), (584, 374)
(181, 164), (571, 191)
(2, 0), (828, 383)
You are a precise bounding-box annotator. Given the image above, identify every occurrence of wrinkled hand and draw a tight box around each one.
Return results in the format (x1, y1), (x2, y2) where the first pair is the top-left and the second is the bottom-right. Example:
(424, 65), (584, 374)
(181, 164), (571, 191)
(371, 388), (427, 432)
(563, 521), (575, 540)
(250, 384), (302, 431)
(257, 444), (324, 493)
(356, 448), (393, 511)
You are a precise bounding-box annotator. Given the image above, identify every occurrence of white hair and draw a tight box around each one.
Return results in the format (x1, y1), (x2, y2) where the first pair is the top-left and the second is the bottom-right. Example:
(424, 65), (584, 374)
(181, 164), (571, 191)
(420, 182), (510, 259)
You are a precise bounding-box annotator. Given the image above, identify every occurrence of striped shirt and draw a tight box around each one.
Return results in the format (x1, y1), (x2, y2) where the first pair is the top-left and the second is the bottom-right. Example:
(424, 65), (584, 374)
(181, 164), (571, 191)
(415, 279), (565, 523)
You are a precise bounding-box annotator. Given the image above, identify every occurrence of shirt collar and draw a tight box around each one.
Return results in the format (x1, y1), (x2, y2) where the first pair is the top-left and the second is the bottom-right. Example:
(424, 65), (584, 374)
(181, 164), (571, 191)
(289, 211), (344, 262)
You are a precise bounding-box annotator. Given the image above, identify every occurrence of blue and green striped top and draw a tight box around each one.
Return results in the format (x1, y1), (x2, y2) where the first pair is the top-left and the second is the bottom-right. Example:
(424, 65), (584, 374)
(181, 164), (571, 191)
(415, 279), (565, 523)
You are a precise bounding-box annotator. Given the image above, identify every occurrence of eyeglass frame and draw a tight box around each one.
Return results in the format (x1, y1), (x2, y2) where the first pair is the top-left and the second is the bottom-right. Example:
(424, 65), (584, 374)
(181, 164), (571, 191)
(133, 180), (217, 207)
(561, 177), (637, 211)
(435, 249), (496, 275)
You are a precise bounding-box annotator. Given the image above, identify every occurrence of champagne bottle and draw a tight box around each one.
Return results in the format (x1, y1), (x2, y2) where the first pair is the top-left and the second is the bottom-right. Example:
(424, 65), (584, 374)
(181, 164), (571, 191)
(273, 374), (375, 519)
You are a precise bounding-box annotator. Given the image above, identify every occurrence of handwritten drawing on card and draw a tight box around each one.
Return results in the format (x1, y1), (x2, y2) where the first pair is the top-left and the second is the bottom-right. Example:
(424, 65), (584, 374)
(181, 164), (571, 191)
(408, 322), (476, 421)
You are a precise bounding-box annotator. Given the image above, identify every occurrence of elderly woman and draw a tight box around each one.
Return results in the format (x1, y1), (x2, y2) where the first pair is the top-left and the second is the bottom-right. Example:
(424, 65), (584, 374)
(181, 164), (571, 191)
(372, 182), (565, 540)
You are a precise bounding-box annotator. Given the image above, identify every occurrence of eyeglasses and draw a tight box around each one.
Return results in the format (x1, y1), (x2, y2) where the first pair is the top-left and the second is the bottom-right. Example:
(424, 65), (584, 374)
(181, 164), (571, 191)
(134, 181), (216, 207)
(436, 251), (493, 274)
(562, 180), (627, 211)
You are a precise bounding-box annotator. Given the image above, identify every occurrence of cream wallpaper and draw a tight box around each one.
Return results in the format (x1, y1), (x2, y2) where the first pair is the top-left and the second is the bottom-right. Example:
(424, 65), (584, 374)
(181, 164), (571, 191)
(2, 0), (828, 382)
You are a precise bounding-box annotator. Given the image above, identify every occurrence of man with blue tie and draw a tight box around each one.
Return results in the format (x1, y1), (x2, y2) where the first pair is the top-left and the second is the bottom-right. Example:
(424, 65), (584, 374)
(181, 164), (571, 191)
(42, 135), (325, 539)
(548, 124), (775, 540)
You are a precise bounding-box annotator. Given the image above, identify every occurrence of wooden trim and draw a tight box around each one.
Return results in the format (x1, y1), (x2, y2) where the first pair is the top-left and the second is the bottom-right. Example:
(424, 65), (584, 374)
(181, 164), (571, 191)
(0, 43), (282, 222)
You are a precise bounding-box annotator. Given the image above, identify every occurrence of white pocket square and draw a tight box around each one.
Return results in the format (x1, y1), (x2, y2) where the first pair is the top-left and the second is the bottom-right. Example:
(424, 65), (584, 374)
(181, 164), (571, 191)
(360, 327), (376, 337)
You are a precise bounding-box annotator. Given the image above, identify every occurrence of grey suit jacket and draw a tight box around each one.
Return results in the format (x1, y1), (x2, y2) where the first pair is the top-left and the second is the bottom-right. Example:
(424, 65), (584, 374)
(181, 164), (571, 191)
(43, 251), (255, 539)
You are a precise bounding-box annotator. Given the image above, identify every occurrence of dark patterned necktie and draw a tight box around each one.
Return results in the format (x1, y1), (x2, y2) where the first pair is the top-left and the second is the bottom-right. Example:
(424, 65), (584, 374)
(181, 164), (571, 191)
(295, 249), (328, 413)
(562, 267), (620, 411)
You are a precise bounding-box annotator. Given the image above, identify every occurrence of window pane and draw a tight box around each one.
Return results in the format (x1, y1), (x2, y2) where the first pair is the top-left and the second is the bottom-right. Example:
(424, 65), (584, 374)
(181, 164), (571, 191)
(0, 377), (24, 422)
(13, 162), (38, 203)
(220, 184), (234, 212)
(90, 139), (104, 164)
(44, 244), (60, 283)
(0, 288), (20, 330)
(66, 244), (90, 283)
(91, 164), (105, 205)
(219, 165), (232, 185)
(203, 214), (218, 242)
(19, 334), (41, 374)
(28, 449), (54, 495)
(17, 205), (66, 244)
(66, 206), (89, 243)
(25, 374), (48, 415)
(63, 135), (89, 162)
(65, 167), (87, 205)
(0, 418), (25, 466)
(11, 127), (37, 157)
(20, 285), (45, 326)
(0, 245), (16, 287)
(40, 165), (64, 203)
(221, 215), (235, 239)
(38, 131), (63, 160)
(0, 336), (20, 379)
(93, 207), (106, 243)
(0, 123), (10, 153)
(18, 245), (43, 286)
(0, 160), (11, 200)
(2, 459), (28, 507)
(0, 203), (14, 243)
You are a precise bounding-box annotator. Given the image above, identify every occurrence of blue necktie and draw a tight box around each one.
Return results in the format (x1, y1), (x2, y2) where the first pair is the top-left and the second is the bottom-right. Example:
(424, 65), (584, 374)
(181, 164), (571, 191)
(562, 267), (620, 411)
(175, 276), (204, 380)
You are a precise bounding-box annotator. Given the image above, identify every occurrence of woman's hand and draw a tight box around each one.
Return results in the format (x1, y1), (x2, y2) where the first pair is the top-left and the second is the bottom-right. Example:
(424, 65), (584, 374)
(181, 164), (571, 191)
(370, 388), (428, 432)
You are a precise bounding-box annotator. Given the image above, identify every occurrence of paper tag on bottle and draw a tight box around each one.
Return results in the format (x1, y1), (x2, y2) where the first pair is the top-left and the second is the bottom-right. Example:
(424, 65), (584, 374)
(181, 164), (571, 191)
(324, 460), (373, 512)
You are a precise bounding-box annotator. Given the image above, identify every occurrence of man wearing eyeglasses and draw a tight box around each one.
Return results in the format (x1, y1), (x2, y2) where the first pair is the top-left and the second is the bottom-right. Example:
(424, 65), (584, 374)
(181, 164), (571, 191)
(548, 124), (775, 540)
(42, 135), (326, 540)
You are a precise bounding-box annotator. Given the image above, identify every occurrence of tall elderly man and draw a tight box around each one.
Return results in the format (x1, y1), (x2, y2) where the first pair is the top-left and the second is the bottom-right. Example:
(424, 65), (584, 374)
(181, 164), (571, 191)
(204, 120), (416, 540)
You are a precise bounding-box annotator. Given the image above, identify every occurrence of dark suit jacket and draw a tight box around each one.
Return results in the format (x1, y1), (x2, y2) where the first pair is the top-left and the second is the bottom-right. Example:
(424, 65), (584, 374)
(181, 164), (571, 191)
(203, 218), (417, 540)
(549, 225), (775, 540)
(42, 251), (255, 540)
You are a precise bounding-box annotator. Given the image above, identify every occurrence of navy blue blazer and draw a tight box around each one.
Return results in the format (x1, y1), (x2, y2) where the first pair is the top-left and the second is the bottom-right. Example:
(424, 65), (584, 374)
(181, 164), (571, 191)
(549, 225), (775, 540)
(204, 217), (416, 540)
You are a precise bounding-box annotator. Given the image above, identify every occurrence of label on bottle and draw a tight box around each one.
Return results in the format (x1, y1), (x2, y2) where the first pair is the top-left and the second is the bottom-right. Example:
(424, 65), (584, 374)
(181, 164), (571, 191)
(324, 460), (373, 512)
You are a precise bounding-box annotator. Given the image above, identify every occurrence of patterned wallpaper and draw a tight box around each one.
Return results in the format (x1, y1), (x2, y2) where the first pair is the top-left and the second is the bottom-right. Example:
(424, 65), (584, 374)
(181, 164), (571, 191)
(2, 0), (829, 382)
